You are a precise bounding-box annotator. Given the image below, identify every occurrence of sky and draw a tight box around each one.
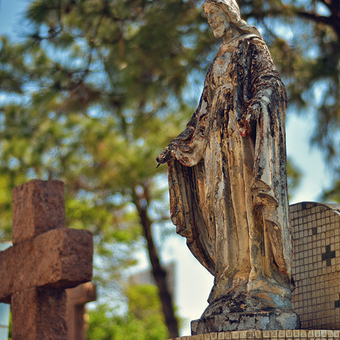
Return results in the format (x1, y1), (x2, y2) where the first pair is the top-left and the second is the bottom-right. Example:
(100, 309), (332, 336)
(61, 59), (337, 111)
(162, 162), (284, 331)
(0, 0), (334, 336)
(0, 0), (28, 39)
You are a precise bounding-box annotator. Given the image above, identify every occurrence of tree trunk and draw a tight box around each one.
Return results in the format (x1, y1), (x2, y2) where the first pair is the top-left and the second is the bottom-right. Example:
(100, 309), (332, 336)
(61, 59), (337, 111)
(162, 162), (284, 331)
(133, 185), (179, 339)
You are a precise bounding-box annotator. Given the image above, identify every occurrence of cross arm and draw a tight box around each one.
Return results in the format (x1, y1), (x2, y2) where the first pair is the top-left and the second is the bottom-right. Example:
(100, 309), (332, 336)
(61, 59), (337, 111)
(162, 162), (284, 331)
(0, 228), (93, 303)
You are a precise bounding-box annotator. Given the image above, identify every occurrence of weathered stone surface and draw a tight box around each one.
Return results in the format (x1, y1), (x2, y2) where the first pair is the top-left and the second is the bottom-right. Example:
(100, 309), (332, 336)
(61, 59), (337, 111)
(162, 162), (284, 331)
(191, 288), (300, 333)
(11, 288), (67, 340)
(191, 311), (300, 334)
(12, 180), (65, 244)
(156, 0), (298, 333)
(0, 180), (94, 339)
(0, 228), (93, 303)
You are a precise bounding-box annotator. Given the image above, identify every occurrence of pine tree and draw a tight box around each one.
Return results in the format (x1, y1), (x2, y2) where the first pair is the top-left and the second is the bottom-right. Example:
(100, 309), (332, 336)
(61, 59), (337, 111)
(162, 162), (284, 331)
(1, 0), (338, 337)
(0, 1), (216, 336)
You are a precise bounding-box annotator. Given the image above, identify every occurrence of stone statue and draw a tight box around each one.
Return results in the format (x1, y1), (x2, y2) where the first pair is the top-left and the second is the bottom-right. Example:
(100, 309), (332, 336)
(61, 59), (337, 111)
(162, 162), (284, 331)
(156, 0), (300, 333)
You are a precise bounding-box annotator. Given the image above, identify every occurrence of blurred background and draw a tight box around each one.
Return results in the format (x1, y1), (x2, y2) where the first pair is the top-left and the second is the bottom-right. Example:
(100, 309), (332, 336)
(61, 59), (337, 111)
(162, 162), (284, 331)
(0, 0), (339, 338)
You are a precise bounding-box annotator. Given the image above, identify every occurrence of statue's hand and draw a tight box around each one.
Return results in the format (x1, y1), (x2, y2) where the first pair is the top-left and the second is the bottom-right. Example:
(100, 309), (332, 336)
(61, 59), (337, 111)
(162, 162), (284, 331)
(246, 102), (261, 123)
(156, 146), (173, 165)
(239, 102), (261, 137)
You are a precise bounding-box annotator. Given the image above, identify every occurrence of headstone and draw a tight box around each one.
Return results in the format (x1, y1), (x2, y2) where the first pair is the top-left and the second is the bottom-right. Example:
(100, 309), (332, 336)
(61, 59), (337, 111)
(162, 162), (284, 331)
(290, 202), (340, 329)
(157, 0), (299, 334)
(67, 282), (96, 340)
(0, 180), (93, 340)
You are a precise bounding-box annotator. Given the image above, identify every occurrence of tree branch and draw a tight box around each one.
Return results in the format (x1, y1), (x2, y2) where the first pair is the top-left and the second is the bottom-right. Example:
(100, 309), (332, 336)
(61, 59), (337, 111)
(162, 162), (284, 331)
(245, 6), (340, 41)
(133, 183), (179, 339)
(294, 9), (340, 40)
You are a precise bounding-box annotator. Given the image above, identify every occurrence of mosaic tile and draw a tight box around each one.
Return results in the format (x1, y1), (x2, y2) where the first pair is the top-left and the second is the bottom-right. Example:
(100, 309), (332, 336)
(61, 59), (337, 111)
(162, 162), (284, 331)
(291, 202), (340, 330)
(168, 330), (340, 340)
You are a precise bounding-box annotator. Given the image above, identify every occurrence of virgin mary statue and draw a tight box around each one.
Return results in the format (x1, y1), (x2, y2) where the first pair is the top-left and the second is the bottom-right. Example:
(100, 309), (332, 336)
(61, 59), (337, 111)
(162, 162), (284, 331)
(157, 0), (299, 332)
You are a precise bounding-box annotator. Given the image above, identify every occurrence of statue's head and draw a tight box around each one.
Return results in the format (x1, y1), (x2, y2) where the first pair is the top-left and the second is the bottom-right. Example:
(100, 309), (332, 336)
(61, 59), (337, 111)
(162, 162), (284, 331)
(202, 0), (262, 39)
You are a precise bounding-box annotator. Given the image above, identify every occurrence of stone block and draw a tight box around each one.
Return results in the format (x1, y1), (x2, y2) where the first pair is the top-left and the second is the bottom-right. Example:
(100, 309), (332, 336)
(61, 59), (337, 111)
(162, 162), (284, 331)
(0, 228), (93, 303)
(247, 331), (255, 338)
(11, 287), (67, 340)
(12, 180), (65, 244)
(191, 311), (300, 334)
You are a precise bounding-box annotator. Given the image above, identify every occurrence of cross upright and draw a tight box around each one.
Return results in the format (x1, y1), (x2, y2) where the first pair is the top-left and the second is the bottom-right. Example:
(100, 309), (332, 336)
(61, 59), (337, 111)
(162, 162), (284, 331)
(0, 180), (93, 340)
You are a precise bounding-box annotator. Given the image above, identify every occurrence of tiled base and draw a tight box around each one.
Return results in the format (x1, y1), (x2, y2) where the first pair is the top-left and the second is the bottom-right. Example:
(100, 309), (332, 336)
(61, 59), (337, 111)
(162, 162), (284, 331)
(290, 202), (340, 329)
(169, 330), (340, 340)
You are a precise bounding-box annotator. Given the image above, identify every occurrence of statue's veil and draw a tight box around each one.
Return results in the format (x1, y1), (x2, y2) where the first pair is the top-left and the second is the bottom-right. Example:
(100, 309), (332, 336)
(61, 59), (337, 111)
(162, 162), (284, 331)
(203, 0), (263, 39)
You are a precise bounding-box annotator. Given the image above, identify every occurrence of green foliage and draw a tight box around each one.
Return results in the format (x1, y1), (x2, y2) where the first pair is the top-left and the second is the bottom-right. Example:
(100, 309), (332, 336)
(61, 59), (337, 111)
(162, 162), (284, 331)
(0, 0), (207, 287)
(322, 171), (340, 202)
(1, 0), (340, 335)
(87, 285), (168, 340)
(0, 0), (214, 327)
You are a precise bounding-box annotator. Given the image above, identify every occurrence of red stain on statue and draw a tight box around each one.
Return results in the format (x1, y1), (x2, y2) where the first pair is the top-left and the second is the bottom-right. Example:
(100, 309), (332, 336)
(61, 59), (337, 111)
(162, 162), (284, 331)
(239, 120), (249, 137)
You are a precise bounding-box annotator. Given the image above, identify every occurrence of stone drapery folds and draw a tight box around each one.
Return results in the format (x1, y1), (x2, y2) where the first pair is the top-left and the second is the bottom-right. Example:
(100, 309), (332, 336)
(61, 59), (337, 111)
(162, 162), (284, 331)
(157, 0), (298, 332)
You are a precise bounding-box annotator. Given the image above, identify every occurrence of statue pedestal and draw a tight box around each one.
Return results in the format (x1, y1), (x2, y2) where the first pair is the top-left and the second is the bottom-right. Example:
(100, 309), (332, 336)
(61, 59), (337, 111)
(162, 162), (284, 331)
(190, 290), (300, 334)
(191, 311), (300, 334)
(168, 329), (340, 340)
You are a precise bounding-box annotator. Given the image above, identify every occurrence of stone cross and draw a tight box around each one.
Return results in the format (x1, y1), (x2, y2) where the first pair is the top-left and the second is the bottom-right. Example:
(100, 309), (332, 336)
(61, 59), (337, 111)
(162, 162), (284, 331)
(67, 282), (96, 340)
(0, 180), (93, 340)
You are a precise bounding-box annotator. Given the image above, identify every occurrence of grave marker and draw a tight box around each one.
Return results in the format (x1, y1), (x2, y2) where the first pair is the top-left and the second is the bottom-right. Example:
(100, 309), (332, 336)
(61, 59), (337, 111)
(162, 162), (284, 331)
(0, 180), (93, 340)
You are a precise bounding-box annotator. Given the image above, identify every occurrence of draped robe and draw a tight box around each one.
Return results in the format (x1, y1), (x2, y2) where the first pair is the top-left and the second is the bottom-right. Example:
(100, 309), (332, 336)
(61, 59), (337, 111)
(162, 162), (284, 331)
(164, 34), (292, 301)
